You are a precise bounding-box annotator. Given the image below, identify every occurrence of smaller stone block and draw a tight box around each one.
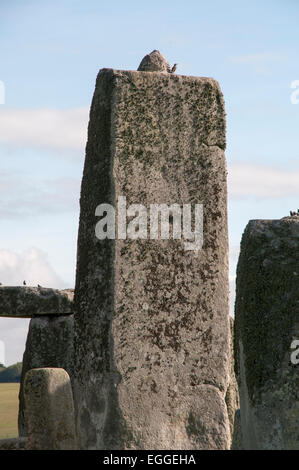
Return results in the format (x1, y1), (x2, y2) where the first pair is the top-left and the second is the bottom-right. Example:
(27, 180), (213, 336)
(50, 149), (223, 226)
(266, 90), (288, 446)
(24, 368), (77, 450)
(137, 49), (171, 72)
(18, 315), (74, 436)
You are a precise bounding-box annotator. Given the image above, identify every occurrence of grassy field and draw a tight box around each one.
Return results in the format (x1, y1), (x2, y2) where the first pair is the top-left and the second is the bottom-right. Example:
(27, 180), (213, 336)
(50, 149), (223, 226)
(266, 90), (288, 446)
(0, 383), (19, 439)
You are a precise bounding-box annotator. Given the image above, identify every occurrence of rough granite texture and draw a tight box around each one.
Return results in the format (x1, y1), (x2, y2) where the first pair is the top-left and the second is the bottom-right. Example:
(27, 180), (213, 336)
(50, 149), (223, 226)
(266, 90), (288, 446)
(74, 66), (230, 449)
(234, 217), (299, 450)
(0, 286), (74, 317)
(24, 368), (77, 450)
(18, 315), (74, 437)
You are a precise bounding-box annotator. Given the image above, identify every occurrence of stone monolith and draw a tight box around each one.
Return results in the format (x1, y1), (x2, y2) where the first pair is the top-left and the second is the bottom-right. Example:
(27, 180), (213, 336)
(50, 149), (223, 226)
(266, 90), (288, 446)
(24, 368), (77, 450)
(235, 217), (299, 450)
(74, 51), (230, 449)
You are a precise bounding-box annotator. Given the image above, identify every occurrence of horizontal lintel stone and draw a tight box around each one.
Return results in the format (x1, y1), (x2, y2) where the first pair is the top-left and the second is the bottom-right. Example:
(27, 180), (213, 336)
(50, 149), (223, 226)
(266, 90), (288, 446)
(0, 286), (74, 318)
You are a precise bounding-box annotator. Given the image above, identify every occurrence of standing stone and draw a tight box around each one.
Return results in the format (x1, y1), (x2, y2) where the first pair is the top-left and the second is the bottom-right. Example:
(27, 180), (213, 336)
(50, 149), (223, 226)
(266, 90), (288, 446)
(74, 52), (230, 449)
(18, 314), (74, 436)
(24, 368), (77, 450)
(235, 217), (299, 450)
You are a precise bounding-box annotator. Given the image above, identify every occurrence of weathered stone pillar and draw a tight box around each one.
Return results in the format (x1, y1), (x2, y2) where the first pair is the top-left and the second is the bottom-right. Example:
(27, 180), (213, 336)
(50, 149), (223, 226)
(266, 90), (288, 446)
(234, 217), (299, 449)
(24, 368), (77, 450)
(74, 51), (230, 449)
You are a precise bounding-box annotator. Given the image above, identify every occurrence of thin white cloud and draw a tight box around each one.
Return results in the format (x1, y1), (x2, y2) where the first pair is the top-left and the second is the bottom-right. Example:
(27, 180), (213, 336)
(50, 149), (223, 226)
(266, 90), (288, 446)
(229, 52), (287, 74)
(0, 247), (65, 288)
(0, 107), (89, 151)
(0, 173), (80, 218)
(228, 163), (299, 199)
(230, 52), (286, 65)
(0, 317), (30, 366)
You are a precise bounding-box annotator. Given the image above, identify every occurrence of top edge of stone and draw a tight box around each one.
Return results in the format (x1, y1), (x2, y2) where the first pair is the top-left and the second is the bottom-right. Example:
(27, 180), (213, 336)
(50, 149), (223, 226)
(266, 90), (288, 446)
(247, 216), (299, 224)
(25, 367), (70, 376)
(96, 68), (222, 86)
(243, 217), (299, 238)
(0, 285), (74, 295)
(0, 285), (72, 289)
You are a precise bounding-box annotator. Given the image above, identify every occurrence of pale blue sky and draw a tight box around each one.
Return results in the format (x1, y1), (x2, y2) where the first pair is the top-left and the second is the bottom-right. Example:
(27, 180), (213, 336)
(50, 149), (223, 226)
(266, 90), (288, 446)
(0, 0), (298, 364)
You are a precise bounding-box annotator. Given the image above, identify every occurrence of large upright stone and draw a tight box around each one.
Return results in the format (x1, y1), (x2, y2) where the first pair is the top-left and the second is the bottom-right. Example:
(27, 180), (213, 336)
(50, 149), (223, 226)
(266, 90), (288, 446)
(24, 368), (77, 450)
(235, 217), (299, 450)
(74, 54), (230, 449)
(18, 315), (74, 436)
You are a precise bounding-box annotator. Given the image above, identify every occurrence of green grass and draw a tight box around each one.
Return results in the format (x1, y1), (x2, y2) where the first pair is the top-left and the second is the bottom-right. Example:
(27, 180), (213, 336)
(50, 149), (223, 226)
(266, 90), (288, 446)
(0, 383), (19, 439)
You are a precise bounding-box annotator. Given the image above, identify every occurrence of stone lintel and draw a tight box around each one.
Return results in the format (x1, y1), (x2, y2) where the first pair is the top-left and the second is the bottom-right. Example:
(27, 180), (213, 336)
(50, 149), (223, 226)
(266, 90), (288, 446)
(0, 286), (73, 317)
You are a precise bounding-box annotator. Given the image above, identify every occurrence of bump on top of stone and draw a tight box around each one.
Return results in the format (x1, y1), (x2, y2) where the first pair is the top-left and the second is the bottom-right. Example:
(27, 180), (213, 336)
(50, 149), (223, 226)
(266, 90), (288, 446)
(137, 50), (171, 73)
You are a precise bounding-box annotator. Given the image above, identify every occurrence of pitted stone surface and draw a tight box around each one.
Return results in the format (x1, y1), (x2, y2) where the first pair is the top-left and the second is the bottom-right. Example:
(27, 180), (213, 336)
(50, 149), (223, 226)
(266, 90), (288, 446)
(0, 286), (73, 317)
(74, 68), (229, 449)
(24, 368), (77, 450)
(18, 315), (74, 436)
(137, 50), (171, 72)
(235, 217), (299, 449)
